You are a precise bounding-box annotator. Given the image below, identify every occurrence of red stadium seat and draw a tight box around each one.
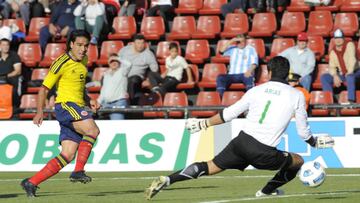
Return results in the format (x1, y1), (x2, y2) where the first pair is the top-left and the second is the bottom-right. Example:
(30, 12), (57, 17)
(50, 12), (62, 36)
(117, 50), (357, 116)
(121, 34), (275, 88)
(87, 44), (99, 67)
(307, 36), (325, 61)
(338, 91), (359, 116)
(277, 12), (306, 37)
(220, 13), (249, 38)
(175, 0), (203, 14)
(211, 39), (231, 63)
(156, 41), (181, 64)
(19, 94), (38, 119)
(25, 17), (50, 42)
(192, 15), (221, 39)
(312, 64), (329, 89)
(108, 16), (137, 40)
(162, 92), (188, 118)
(267, 38), (295, 61)
(87, 67), (108, 92)
(221, 91), (244, 106)
(167, 16), (196, 40)
(199, 0), (227, 15)
(247, 38), (266, 60)
(198, 63), (227, 88)
(255, 64), (270, 85)
(307, 11), (333, 37)
(185, 40), (210, 64)
(315, 0), (343, 11)
(0, 84), (13, 119)
(4, 18), (26, 33)
(17, 43), (42, 67)
(332, 13), (358, 37)
(87, 93), (99, 100)
(176, 64), (199, 90)
(248, 13), (277, 37)
(27, 69), (49, 93)
(39, 43), (66, 67)
(287, 0), (311, 12)
(140, 16), (165, 40)
(191, 91), (221, 117)
(139, 93), (163, 118)
(310, 91), (334, 116)
(340, 0), (360, 11)
(97, 40), (124, 65)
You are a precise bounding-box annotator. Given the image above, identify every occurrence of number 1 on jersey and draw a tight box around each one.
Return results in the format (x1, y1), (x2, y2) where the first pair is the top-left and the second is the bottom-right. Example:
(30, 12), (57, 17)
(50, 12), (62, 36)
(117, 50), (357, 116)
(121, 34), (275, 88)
(259, 100), (271, 124)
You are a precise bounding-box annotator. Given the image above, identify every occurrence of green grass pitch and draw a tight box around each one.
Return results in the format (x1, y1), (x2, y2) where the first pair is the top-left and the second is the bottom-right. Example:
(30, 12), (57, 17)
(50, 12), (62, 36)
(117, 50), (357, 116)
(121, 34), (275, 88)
(1, 169), (359, 203)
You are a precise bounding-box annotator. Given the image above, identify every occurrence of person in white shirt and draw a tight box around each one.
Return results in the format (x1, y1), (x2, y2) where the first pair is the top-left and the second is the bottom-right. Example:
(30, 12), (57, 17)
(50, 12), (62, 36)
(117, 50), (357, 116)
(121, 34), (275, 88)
(217, 34), (258, 97)
(74, 0), (105, 44)
(145, 56), (335, 200)
(97, 53), (130, 120)
(147, 0), (173, 31)
(148, 42), (193, 96)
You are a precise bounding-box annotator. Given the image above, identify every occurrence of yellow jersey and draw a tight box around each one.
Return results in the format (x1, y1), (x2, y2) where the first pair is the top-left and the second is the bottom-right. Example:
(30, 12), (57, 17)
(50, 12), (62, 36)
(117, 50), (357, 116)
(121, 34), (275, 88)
(42, 53), (88, 107)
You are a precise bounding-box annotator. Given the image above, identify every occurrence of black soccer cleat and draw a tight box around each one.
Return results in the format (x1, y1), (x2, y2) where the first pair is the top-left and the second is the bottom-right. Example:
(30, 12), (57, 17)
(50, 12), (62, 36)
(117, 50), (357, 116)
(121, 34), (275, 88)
(69, 170), (92, 184)
(20, 178), (39, 197)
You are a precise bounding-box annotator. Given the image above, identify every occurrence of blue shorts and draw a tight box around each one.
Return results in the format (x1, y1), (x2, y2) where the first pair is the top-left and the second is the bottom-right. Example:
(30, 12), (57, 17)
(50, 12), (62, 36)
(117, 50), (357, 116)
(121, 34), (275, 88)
(54, 102), (93, 144)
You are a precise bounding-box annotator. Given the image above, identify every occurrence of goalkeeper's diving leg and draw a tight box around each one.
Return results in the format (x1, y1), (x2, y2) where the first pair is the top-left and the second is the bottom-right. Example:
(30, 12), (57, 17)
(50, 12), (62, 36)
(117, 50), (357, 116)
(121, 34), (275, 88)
(256, 153), (304, 197)
(145, 160), (222, 200)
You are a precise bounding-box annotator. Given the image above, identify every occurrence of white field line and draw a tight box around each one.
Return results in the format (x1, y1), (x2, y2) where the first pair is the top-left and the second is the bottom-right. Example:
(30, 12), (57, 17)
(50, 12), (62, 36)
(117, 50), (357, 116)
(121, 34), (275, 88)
(0, 174), (359, 182)
(198, 190), (359, 203)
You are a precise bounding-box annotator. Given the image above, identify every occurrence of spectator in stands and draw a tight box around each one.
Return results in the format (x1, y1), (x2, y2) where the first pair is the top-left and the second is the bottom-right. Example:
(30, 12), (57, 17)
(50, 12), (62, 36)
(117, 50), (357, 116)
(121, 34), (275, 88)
(321, 29), (360, 103)
(288, 73), (310, 110)
(149, 42), (193, 96)
(0, 14), (12, 41)
(147, 0), (173, 31)
(118, 34), (158, 105)
(0, 38), (22, 110)
(39, 0), (79, 53)
(279, 32), (316, 91)
(74, 0), (105, 45)
(97, 53), (130, 120)
(216, 34), (258, 97)
(119, 0), (136, 16)
(221, 0), (247, 17)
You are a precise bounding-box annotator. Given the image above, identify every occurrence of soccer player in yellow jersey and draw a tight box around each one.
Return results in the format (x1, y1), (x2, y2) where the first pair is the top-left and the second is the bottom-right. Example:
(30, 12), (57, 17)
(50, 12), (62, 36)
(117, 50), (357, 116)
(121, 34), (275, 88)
(21, 30), (101, 197)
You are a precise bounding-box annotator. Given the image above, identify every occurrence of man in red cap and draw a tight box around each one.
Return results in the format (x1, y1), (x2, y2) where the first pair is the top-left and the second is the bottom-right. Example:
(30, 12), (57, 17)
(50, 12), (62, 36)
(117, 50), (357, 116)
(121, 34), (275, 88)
(279, 32), (316, 91)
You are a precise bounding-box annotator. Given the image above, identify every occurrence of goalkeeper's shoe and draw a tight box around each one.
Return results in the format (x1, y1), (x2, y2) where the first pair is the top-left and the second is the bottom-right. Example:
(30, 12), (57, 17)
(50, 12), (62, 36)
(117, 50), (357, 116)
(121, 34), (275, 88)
(69, 170), (92, 184)
(20, 178), (39, 197)
(144, 176), (168, 200)
(255, 189), (284, 197)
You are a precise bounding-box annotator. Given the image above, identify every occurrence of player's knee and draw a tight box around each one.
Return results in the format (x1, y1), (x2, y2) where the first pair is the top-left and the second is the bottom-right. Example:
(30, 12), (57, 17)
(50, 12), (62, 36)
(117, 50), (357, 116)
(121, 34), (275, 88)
(289, 153), (304, 170)
(181, 162), (209, 179)
(85, 126), (100, 137)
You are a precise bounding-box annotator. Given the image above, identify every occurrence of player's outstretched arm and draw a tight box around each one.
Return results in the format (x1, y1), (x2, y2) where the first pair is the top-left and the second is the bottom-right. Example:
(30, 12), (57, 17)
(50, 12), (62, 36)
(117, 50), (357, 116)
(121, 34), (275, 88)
(185, 114), (225, 134)
(33, 86), (49, 127)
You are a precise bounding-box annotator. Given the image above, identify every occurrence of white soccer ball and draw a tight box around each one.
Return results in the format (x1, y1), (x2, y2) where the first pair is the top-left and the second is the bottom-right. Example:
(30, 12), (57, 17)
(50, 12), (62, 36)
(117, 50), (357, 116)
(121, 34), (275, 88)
(299, 161), (326, 187)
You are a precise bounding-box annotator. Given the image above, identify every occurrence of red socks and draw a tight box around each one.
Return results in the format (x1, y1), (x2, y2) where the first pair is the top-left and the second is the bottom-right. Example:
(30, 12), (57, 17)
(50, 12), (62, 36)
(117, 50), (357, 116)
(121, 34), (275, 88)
(74, 135), (97, 172)
(29, 153), (70, 186)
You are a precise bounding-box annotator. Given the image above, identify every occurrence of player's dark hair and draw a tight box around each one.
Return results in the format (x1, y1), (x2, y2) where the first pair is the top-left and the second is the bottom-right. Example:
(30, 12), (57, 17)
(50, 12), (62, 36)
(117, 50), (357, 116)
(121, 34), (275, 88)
(268, 56), (290, 80)
(169, 42), (178, 51)
(66, 29), (91, 51)
(133, 34), (145, 41)
(0, 38), (10, 43)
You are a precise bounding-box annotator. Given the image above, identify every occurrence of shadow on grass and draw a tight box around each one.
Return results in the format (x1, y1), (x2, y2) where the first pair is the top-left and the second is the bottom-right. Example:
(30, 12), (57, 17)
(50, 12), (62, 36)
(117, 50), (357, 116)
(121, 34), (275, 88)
(0, 193), (21, 199)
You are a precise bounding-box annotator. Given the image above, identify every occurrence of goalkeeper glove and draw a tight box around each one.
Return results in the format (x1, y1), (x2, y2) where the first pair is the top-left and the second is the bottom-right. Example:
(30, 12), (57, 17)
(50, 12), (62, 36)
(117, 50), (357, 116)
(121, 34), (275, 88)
(185, 118), (208, 134)
(306, 134), (335, 148)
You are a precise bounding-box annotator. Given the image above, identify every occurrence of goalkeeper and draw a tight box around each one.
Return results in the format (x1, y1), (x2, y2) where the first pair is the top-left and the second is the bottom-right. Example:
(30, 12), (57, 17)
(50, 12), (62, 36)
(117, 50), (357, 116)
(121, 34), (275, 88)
(145, 56), (335, 200)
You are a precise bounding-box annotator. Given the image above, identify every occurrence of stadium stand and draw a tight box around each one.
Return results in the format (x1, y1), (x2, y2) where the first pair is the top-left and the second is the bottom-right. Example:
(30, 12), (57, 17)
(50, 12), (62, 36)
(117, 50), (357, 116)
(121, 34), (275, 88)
(18, 43), (42, 68)
(167, 16), (196, 41)
(192, 15), (221, 39)
(185, 39), (210, 64)
(198, 0), (227, 15)
(162, 92), (188, 118)
(39, 43), (66, 67)
(307, 10), (333, 37)
(97, 40), (124, 65)
(198, 63), (227, 88)
(220, 13), (249, 39)
(25, 17), (50, 42)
